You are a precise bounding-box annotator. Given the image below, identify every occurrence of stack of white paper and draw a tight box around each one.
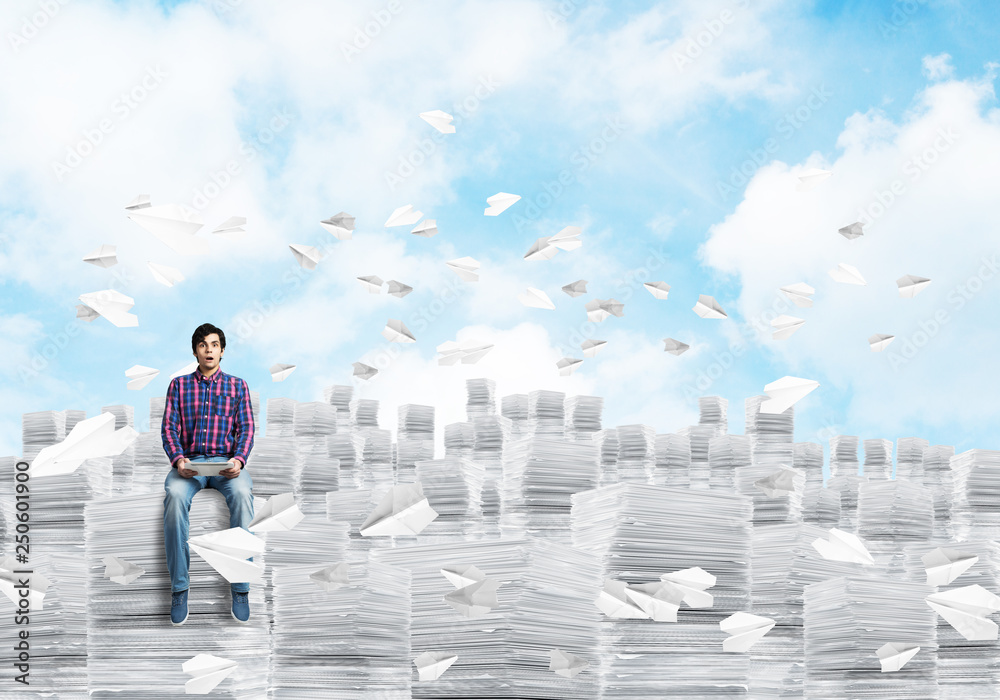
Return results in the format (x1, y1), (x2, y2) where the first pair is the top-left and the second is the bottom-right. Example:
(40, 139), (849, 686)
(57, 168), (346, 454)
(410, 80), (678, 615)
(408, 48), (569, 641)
(471, 415), (509, 536)
(322, 384), (355, 431)
(297, 441), (340, 516)
(325, 488), (395, 562)
(102, 404), (136, 495)
(130, 431), (170, 493)
(413, 458), (485, 542)
(398, 404), (435, 442)
(921, 444), (956, 542)
(830, 435), (860, 477)
(652, 433), (692, 488)
(700, 396), (729, 433)
(815, 487), (843, 529)
(265, 397), (298, 437)
(325, 434), (357, 488)
(858, 481), (934, 560)
(796, 442), (826, 525)
(743, 397), (802, 522)
(592, 429), (619, 487)
(827, 435), (866, 532)
(22, 409), (70, 460)
(241, 435), (300, 499)
(863, 438), (894, 480)
(528, 390), (566, 438)
(564, 394), (604, 440)
(444, 422), (475, 458)
(500, 393), (530, 440)
(395, 436), (435, 486)
(951, 449), (1000, 540)
(708, 434), (752, 493)
(348, 398), (380, 428)
(895, 437), (930, 484)
(615, 424), (657, 483)
(678, 424), (715, 490)
(465, 377), (497, 418)
(293, 401), (338, 437)
(351, 427), (394, 492)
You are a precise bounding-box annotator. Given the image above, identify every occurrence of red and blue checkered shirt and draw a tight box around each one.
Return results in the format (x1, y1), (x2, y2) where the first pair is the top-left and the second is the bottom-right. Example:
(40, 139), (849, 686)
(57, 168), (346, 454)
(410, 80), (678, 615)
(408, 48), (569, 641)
(161, 368), (255, 469)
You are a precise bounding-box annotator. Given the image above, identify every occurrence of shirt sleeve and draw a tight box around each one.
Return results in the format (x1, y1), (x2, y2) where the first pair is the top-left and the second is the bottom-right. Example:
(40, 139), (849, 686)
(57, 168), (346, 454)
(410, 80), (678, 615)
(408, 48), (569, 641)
(161, 378), (185, 467)
(231, 379), (255, 469)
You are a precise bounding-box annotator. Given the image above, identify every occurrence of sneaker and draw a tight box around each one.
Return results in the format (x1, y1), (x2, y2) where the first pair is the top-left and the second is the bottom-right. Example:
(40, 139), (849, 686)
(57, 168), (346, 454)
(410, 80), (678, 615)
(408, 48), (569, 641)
(170, 589), (189, 626)
(231, 590), (250, 623)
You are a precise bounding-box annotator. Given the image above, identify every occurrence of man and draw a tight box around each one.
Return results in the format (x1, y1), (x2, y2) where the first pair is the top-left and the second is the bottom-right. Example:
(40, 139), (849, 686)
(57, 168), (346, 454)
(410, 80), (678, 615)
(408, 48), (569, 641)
(161, 322), (255, 626)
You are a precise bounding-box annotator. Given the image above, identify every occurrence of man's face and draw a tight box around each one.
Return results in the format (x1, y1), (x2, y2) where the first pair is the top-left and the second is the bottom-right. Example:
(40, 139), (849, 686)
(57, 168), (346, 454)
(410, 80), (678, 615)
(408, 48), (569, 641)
(194, 333), (224, 372)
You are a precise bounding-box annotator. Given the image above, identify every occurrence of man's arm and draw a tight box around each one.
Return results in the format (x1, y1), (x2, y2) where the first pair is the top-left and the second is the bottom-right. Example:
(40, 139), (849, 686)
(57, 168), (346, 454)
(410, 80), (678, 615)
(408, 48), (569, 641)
(231, 379), (255, 469)
(161, 378), (186, 467)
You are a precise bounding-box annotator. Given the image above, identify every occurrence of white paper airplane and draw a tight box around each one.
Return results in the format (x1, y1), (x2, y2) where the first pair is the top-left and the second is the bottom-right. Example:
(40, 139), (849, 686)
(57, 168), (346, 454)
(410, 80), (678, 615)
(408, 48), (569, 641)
(170, 360), (199, 379)
(385, 205), (423, 227)
(760, 376), (819, 414)
(869, 334), (895, 352)
(102, 556), (145, 585)
(659, 567), (717, 608)
(796, 167), (832, 191)
(359, 483), (439, 536)
(352, 362), (379, 381)
(125, 364), (159, 390)
(444, 577), (501, 617)
(623, 581), (686, 622)
(549, 649), (589, 678)
(644, 281), (671, 299)
(721, 612), (775, 652)
(414, 651), (458, 681)
(269, 363), (296, 382)
(386, 280), (413, 298)
(446, 256), (480, 282)
(436, 339), (494, 366)
(440, 564), (487, 589)
(581, 339), (607, 357)
(0, 556), (51, 611)
(897, 275), (931, 298)
(357, 275), (384, 294)
(182, 653), (237, 695)
(125, 194), (151, 210)
(248, 492), (304, 532)
(811, 528), (875, 565)
(662, 338), (690, 356)
(419, 109), (455, 134)
(382, 319), (416, 343)
(188, 527), (266, 584)
(31, 412), (138, 478)
(780, 282), (815, 308)
(828, 263), (867, 285)
(76, 304), (100, 322)
(289, 243), (322, 270)
(926, 585), (1000, 641)
(524, 226), (582, 260)
(585, 298), (625, 322)
(147, 261), (185, 287)
(212, 216), (247, 241)
(754, 466), (802, 498)
(594, 579), (650, 619)
(309, 562), (350, 592)
(518, 287), (556, 309)
(78, 289), (138, 327)
(562, 280), (588, 297)
(410, 219), (439, 237)
(484, 192), (520, 216)
(876, 642), (920, 672)
(771, 315), (805, 340)
(126, 201), (206, 256)
(83, 244), (118, 268)
(693, 295), (727, 319)
(922, 548), (979, 587)
(556, 357), (583, 376)
(320, 212), (355, 240)
(838, 222), (864, 240)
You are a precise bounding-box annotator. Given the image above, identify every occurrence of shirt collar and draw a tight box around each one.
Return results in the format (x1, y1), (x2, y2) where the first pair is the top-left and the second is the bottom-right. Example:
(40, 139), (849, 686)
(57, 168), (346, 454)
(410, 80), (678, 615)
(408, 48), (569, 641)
(193, 368), (226, 383)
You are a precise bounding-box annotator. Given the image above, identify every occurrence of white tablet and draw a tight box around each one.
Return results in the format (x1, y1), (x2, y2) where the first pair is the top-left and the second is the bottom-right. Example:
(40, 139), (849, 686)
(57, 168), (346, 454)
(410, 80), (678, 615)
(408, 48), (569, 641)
(186, 460), (232, 476)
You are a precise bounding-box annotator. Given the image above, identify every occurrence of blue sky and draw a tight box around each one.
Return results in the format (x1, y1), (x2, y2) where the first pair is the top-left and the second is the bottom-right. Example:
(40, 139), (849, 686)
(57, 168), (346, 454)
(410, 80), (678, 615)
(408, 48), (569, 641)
(2, 0), (999, 468)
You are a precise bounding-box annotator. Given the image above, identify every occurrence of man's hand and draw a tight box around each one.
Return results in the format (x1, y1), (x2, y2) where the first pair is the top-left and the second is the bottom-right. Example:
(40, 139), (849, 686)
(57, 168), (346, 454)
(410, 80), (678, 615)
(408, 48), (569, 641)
(176, 458), (197, 478)
(219, 459), (242, 479)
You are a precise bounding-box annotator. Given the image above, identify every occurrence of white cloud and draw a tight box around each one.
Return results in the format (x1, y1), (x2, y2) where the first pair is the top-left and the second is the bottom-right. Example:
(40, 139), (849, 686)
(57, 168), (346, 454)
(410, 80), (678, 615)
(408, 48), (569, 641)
(922, 52), (955, 81)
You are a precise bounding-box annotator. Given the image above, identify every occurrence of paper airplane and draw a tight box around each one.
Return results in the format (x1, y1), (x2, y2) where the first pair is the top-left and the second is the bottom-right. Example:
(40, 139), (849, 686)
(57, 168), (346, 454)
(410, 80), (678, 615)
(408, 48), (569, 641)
(440, 564), (486, 589)
(386, 280), (413, 298)
(76, 304), (100, 322)
(352, 362), (379, 380)
(869, 334), (895, 352)
(838, 222), (864, 240)
(147, 261), (185, 287)
(102, 556), (145, 585)
(623, 581), (686, 622)
(446, 256), (480, 282)
(170, 360), (199, 379)
(359, 483), (439, 536)
(897, 275), (931, 298)
(419, 109), (455, 134)
(760, 376), (819, 414)
(585, 298), (625, 322)
(125, 364), (159, 390)
(83, 244), (118, 268)
(660, 567), (717, 608)
(289, 243), (322, 270)
(828, 263), (867, 285)
(78, 289), (138, 327)
(410, 219), (438, 237)
(436, 339), (494, 366)
(549, 649), (589, 678)
(693, 295), (727, 319)
(644, 281), (671, 300)
(581, 339), (607, 357)
(188, 527), (266, 584)
(595, 579), (650, 619)
(876, 642), (920, 672)
(320, 212), (355, 240)
(414, 652), (458, 681)
(518, 287), (556, 309)
(796, 167), (832, 191)
(309, 563), (350, 592)
(382, 319), (416, 343)
(524, 226), (582, 260)
(721, 612), (775, 652)
(922, 548), (979, 587)
(562, 280), (588, 297)
(385, 205), (423, 227)
(662, 338), (690, 356)
(484, 192), (520, 216)
(926, 585), (1000, 641)
(126, 201), (206, 255)
(812, 528), (875, 565)
(0, 556), (51, 611)
(125, 194), (151, 210)
(182, 654), (237, 695)
(270, 363), (296, 382)
(31, 412), (138, 478)
(248, 492), (304, 532)
(771, 315), (805, 340)
(754, 466), (801, 498)
(556, 357), (583, 376)
(357, 275), (384, 294)
(212, 216), (247, 241)
(444, 577), (501, 617)
(780, 282), (815, 308)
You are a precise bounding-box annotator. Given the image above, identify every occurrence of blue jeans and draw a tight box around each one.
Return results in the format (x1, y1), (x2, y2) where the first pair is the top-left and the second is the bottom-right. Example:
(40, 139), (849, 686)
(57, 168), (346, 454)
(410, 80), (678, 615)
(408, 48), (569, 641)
(163, 455), (254, 594)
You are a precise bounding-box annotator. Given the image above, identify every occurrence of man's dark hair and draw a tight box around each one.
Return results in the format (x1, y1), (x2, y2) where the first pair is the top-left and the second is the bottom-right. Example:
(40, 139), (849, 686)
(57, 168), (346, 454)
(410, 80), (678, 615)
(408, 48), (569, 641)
(192, 323), (226, 354)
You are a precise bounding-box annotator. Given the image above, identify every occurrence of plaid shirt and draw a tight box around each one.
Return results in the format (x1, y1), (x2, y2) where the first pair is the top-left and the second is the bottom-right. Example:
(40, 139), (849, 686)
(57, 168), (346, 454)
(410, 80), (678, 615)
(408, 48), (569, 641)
(161, 368), (255, 469)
